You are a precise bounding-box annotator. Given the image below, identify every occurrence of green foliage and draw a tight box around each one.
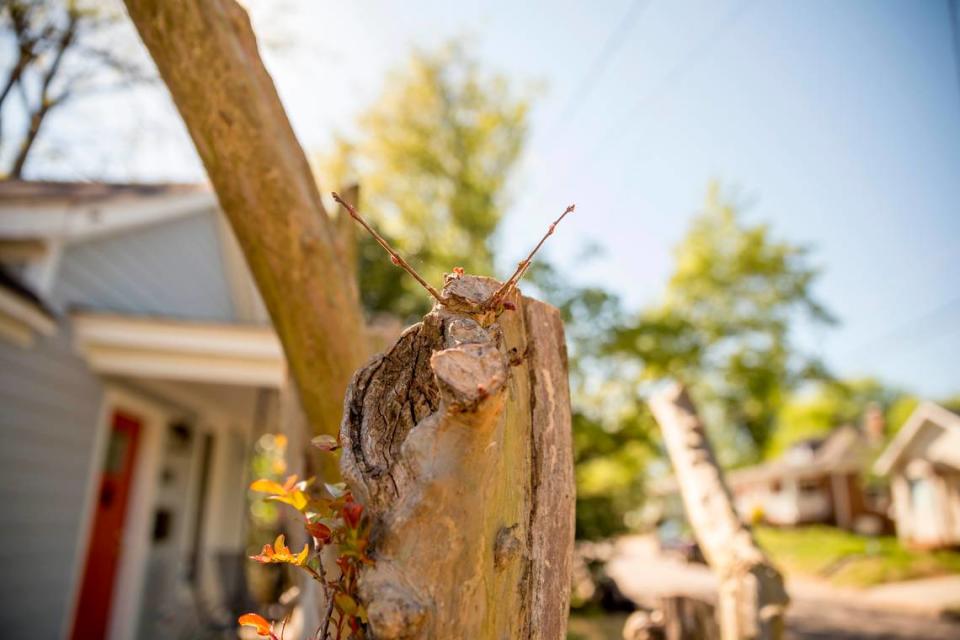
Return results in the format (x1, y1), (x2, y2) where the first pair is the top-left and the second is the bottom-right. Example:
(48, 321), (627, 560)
(606, 183), (835, 460)
(766, 378), (901, 458)
(526, 260), (657, 538)
(756, 525), (960, 587)
(320, 41), (529, 320)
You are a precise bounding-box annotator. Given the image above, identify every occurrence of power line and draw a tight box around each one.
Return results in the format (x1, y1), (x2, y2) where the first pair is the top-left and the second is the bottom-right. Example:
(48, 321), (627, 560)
(949, 0), (960, 110)
(533, 0), (758, 200)
(589, 0), (756, 157)
(841, 295), (960, 360)
(552, 0), (653, 128)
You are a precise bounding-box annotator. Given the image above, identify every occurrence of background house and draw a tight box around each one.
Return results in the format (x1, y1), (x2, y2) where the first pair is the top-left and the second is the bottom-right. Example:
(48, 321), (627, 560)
(651, 419), (889, 535)
(0, 181), (300, 639)
(874, 402), (960, 549)
(728, 424), (887, 532)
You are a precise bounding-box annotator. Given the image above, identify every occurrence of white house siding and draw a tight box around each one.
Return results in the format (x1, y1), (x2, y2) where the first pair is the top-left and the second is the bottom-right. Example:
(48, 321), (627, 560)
(0, 323), (104, 638)
(51, 212), (236, 322)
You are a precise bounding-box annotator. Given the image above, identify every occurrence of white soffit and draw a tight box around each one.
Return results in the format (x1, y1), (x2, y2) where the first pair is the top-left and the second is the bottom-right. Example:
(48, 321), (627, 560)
(72, 312), (286, 387)
(0, 191), (218, 243)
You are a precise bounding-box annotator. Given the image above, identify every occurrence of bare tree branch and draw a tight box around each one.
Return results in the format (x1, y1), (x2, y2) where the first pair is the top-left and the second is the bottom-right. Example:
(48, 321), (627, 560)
(9, 6), (76, 177)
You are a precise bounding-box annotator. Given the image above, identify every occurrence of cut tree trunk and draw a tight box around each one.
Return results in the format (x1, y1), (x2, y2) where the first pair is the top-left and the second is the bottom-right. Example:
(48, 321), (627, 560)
(123, 0), (368, 440)
(341, 275), (574, 639)
(648, 383), (788, 640)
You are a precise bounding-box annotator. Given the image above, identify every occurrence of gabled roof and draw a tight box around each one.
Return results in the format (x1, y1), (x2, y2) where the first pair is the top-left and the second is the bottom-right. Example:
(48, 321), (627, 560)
(649, 425), (871, 496)
(0, 180), (207, 206)
(0, 180), (216, 243)
(874, 402), (960, 475)
(724, 425), (869, 487)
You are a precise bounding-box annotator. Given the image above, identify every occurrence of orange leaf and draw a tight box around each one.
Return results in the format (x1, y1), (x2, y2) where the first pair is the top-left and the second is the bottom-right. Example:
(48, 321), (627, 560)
(238, 613), (272, 636)
(281, 474), (299, 492)
(249, 534), (309, 566)
(250, 479), (286, 495)
(295, 543), (310, 566)
(266, 491), (308, 512)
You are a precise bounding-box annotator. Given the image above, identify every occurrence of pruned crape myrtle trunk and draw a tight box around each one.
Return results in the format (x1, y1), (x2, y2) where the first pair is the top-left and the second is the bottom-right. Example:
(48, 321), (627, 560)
(649, 384), (789, 640)
(341, 275), (574, 639)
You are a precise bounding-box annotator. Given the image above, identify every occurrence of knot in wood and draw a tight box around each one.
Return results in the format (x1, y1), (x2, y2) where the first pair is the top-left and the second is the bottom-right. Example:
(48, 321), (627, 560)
(494, 524), (522, 570)
(431, 343), (506, 412)
(365, 584), (427, 639)
(445, 317), (489, 347)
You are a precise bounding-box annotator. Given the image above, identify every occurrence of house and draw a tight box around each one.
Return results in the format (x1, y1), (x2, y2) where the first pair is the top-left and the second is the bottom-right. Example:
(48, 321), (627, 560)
(874, 402), (960, 549)
(727, 424), (888, 531)
(0, 181), (305, 639)
(651, 415), (889, 533)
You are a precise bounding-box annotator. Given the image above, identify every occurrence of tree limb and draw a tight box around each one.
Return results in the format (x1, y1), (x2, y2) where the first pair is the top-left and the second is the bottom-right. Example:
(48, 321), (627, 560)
(123, 0), (369, 440)
(10, 7), (77, 177)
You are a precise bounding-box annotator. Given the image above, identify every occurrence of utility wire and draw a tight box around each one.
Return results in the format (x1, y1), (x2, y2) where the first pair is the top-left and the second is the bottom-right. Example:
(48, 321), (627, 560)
(588, 0), (756, 158)
(841, 295), (960, 360)
(949, 0), (960, 110)
(534, 0), (758, 200)
(552, 0), (653, 128)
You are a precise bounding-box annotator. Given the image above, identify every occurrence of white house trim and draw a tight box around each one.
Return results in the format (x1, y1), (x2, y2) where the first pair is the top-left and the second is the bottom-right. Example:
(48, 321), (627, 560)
(0, 191), (217, 243)
(874, 402), (960, 475)
(72, 312), (286, 387)
(62, 387), (171, 640)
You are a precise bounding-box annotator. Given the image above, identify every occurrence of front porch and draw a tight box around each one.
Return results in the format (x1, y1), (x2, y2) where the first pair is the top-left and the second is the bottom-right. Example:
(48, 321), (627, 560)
(66, 311), (301, 640)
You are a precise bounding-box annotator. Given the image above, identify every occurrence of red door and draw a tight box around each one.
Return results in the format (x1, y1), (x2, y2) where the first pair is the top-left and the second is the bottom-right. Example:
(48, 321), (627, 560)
(71, 411), (142, 640)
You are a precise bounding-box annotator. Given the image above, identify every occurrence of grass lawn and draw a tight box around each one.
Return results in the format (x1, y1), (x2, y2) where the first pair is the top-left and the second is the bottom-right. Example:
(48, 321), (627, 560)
(755, 525), (960, 588)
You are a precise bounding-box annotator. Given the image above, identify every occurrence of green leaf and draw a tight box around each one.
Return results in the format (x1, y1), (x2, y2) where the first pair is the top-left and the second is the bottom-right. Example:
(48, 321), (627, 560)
(334, 592), (358, 616)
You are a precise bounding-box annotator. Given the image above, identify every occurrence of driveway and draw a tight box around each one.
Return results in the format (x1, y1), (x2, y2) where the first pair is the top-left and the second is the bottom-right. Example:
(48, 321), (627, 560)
(605, 536), (960, 640)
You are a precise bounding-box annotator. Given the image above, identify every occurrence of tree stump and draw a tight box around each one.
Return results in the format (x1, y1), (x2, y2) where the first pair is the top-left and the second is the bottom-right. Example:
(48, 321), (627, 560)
(341, 275), (574, 639)
(649, 384), (788, 640)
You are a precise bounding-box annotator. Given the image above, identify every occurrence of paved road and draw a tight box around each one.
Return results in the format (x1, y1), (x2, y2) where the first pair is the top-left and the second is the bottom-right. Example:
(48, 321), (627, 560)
(604, 536), (960, 640)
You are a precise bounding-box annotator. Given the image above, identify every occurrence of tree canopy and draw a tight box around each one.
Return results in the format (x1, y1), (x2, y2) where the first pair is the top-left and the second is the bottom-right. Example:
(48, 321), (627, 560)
(606, 184), (835, 461)
(320, 42), (529, 320)
(0, 0), (151, 177)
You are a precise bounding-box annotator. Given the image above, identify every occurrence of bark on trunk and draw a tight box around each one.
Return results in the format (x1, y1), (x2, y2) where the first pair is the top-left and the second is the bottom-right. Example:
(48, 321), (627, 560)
(123, 0), (368, 438)
(649, 383), (788, 640)
(341, 275), (574, 639)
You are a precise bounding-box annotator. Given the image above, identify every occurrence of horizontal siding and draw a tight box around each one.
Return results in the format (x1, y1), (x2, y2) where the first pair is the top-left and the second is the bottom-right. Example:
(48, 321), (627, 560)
(52, 212), (236, 322)
(0, 325), (104, 638)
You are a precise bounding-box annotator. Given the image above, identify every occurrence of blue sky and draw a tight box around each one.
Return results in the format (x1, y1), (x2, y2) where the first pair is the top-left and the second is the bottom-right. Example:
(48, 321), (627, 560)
(19, 0), (960, 398)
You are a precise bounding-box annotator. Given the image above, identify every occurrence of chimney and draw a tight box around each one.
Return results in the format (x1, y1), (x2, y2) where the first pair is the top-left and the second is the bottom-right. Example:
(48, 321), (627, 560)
(862, 402), (886, 444)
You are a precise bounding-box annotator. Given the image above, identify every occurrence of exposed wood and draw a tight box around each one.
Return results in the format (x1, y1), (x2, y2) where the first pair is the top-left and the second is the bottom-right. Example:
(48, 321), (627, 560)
(123, 0), (368, 439)
(340, 275), (574, 639)
(649, 383), (788, 640)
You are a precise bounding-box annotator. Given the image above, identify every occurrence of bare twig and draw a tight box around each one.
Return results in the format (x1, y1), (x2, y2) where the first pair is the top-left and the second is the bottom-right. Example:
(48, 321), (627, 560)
(332, 191), (444, 303)
(483, 203), (575, 309)
(310, 545), (335, 640)
(317, 589), (336, 640)
(10, 9), (77, 177)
